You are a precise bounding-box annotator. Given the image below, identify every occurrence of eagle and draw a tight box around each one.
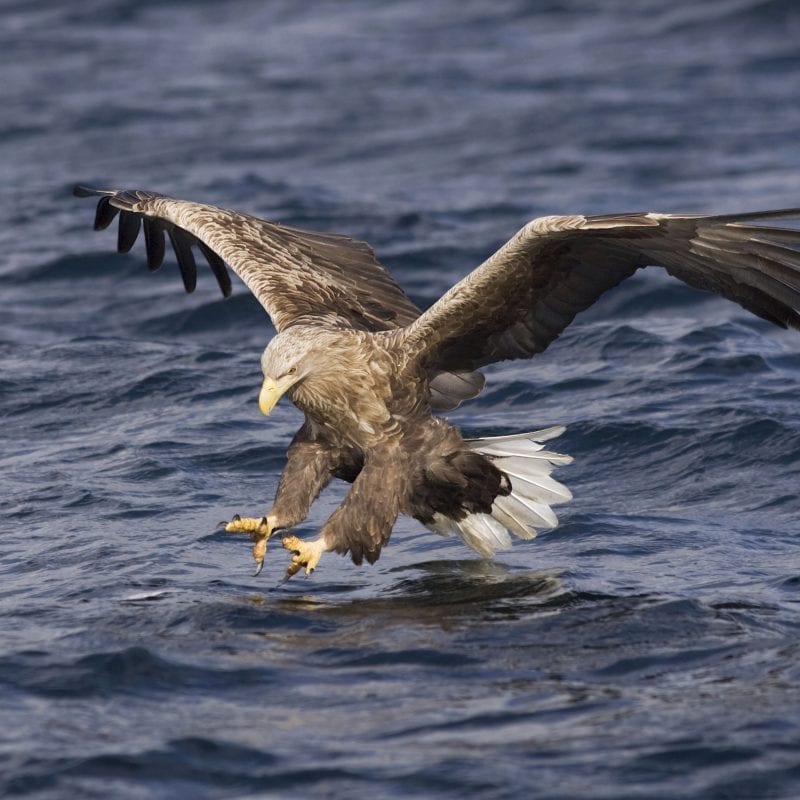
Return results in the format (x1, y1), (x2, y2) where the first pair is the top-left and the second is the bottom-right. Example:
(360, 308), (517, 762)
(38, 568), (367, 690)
(74, 186), (800, 579)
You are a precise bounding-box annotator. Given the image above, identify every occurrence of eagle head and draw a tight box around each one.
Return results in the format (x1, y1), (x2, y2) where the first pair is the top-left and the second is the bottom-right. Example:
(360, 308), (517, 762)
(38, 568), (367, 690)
(258, 330), (319, 415)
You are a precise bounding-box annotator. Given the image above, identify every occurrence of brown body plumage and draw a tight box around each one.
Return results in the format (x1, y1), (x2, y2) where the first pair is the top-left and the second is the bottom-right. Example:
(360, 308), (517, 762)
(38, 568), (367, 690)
(73, 186), (800, 578)
(259, 324), (508, 565)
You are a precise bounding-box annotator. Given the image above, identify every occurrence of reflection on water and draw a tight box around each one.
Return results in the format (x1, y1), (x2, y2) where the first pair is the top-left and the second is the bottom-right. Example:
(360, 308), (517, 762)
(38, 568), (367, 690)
(269, 561), (565, 625)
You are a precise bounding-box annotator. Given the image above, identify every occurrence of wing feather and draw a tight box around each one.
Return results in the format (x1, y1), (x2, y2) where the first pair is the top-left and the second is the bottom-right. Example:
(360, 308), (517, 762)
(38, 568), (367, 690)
(142, 218), (166, 270)
(75, 185), (421, 333)
(93, 196), (119, 231)
(167, 227), (198, 293)
(401, 210), (800, 371)
(73, 185), (484, 409)
(116, 211), (141, 253)
(196, 239), (232, 297)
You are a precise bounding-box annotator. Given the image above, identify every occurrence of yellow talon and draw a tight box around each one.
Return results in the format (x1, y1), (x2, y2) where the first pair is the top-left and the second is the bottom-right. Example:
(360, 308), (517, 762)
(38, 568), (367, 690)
(225, 515), (270, 535)
(252, 536), (268, 576)
(225, 515), (273, 576)
(282, 535), (324, 579)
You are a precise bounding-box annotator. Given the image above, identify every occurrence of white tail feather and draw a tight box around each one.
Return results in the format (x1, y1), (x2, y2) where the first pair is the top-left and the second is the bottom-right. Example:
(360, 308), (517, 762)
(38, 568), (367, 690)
(487, 499), (537, 540)
(471, 441), (573, 463)
(470, 425), (566, 444)
(427, 427), (572, 557)
(427, 512), (512, 558)
(495, 492), (558, 529)
(495, 464), (572, 504)
(456, 513), (512, 557)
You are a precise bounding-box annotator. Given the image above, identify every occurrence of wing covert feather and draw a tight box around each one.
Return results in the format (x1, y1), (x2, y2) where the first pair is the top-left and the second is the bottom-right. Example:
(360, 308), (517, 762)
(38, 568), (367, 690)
(74, 186), (421, 333)
(401, 210), (800, 372)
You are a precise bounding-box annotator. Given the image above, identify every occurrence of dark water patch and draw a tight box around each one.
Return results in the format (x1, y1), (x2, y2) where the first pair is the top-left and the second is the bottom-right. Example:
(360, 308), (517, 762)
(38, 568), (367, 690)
(0, 646), (279, 698)
(74, 735), (278, 783)
(765, 348), (800, 370)
(591, 643), (740, 679)
(17, 252), (137, 284)
(180, 444), (286, 473)
(104, 456), (178, 482)
(570, 419), (691, 455)
(775, 574), (800, 594)
(381, 706), (575, 741)
(120, 369), (199, 402)
(675, 320), (763, 348)
(667, 0), (800, 31)
(547, 375), (610, 394)
(701, 764), (800, 800)
(138, 294), (267, 338)
(557, 597), (742, 657)
(166, 597), (339, 636)
(622, 742), (762, 783)
(63, 490), (105, 509)
(570, 414), (800, 492)
(4, 737), (282, 799)
(598, 324), (668, 361)
(750, 492), (800, 513)
(689, 414), (800, 466)
(101, 505), (182, 522)
(192, 348), (240, 364)
(674, 352), (772, 378)
(312, 646), (479, 670)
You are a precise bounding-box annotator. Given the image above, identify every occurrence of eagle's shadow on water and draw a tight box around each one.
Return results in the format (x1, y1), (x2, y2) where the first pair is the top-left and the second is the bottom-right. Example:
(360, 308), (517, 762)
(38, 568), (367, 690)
(263, 559), (570, 627)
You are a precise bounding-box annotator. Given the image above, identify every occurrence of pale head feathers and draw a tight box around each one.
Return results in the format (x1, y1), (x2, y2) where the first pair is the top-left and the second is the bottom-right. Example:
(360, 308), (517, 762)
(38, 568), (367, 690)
(261, 328), (318, 383)
(260, 326), (396, 438)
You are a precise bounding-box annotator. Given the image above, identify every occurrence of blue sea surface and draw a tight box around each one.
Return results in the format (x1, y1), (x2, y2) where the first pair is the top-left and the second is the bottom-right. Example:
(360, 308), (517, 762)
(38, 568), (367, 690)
(2, 1), (800, 798)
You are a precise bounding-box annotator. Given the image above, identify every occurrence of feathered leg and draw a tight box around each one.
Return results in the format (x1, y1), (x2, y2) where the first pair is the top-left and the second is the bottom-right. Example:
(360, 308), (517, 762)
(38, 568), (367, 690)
(280, 445), (405, 578)
(225, 423), (337, 575)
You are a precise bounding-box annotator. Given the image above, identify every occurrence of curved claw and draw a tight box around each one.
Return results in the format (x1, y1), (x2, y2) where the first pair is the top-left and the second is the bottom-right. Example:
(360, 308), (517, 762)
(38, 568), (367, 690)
(251, 535), (268, 577)
(281, 535), (323, 579)
(224, 514), (274, 577)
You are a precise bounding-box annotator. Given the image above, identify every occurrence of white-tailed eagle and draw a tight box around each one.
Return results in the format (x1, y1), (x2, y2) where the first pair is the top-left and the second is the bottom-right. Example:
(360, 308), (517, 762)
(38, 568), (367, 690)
(74, 186), (800, 578)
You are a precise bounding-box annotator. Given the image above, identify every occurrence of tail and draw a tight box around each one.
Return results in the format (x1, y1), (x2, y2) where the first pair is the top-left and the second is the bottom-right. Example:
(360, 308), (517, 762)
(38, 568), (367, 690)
(427, 426), (573, 557)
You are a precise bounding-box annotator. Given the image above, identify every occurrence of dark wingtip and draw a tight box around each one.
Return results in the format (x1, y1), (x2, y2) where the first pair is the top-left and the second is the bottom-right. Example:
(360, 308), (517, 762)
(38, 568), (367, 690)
(75, 185), (229, 298)
(117, 211), (142, 253)
(197, 240), (232, 298)
(167, 228), (198, 294)
(143, 218), (166, 271)
(93, 196), (120, 231)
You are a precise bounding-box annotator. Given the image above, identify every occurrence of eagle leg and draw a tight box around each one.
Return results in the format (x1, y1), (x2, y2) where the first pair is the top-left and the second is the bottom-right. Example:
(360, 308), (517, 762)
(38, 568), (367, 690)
(281, 535), (328, 578)
(224, 514), (274, 576)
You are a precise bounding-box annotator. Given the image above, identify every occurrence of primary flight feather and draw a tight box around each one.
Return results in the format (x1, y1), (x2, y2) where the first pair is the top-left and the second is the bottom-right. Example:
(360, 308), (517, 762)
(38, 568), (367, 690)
(74, 186), (800, 578)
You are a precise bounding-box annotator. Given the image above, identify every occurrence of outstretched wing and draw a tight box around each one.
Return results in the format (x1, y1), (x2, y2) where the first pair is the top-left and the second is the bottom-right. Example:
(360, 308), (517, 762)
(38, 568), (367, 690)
(401, 210), (800, 372)
(75, 185), (424, 333)
(74, 185), (484, 409)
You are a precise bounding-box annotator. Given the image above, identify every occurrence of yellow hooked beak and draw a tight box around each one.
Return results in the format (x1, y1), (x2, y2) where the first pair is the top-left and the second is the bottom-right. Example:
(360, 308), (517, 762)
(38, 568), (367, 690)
(258, 375), (287, 416)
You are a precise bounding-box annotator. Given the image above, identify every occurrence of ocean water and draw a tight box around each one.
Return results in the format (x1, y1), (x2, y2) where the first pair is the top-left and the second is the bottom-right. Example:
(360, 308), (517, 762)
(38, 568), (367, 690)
(2, 1), (800, 798)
